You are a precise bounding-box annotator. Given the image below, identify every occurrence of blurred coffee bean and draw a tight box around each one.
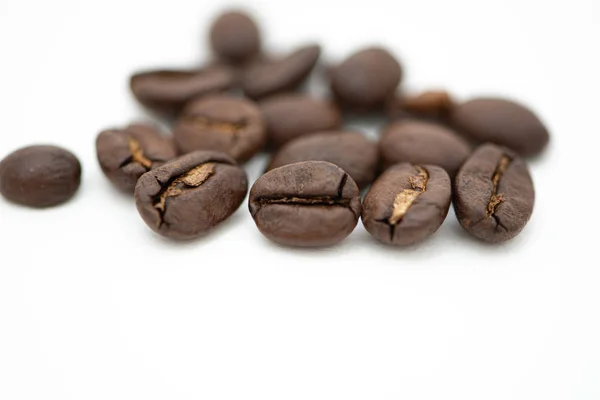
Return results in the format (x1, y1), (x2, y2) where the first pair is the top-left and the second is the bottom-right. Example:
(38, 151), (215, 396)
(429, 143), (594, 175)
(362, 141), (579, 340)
(388, 90), (454, 123)
(379, 120), (471, 178)
(130, 66), (236, 116)
(451, 97), (550, 156)
(173, 94), (266, 162)
(260, 94), (341, 148)
(330, 47), (402, 111)
(267, 131), (378, 189)
(209, 10), (261, 64)
(242, 44), (321, 99)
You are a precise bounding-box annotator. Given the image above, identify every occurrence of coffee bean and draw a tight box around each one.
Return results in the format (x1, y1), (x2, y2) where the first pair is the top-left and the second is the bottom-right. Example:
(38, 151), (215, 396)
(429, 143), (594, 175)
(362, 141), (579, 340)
(249, 161), (362, 247)
(242, 44), (321, 99)
(388, 90), (454, 123)
(362, 164), (451, 246)
(451, 97), (550, 156)
(0, 145), (81, 208)
(330, 47), (402, 111)
(259, 94), (341, 148)
(173, 94), (266, 162)
(135, 151), (248, 240)
(266, 131), (378, 189)
(130, 66), (236, 116)
(379, 120), (471, 178)
(96, 123), (178, 193)
(209, 11), (261, 64)
(453, 143), (534, 243)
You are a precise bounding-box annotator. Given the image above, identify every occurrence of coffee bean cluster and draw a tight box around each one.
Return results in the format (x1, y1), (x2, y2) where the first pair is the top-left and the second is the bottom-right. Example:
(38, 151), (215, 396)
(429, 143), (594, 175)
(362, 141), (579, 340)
(0, 9), (549, 247)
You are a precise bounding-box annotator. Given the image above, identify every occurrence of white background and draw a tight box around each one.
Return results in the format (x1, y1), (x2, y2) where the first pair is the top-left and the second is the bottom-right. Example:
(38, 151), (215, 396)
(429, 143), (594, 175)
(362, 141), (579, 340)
(1, 0), (599, 399)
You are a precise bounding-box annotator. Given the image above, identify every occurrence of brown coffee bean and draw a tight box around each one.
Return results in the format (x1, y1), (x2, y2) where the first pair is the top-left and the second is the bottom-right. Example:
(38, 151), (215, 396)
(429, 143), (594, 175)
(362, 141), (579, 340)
(249, 161), (362, 247)
(267, 131), (378, 189)
(388, 90), (454, 123)
(330, 47), (402, 111)
(259, 94), (341, 148)
(130, 66), (236, 116)
(451, 97), (550, 156)
(135, 151), (248, 240)
(0, 145), (81, 208)
(242, 44), (321, 99)
(379, 120), (471, 178)
(453, 143), (535, 243)
(173, 94), (266, 162)
(209, 11), (261, 64)
(96, 123), (177, 193)
(362, 164), (451, 246)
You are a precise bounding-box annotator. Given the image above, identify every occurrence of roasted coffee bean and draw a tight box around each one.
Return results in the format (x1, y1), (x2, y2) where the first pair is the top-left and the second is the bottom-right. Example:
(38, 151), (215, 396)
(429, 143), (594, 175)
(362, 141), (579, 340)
(451, 97), (550, 156)
(249, 161), (362, 247)
(267, 131), (378, 189)
(330, 47), (402, 111)
(362, 164), (451, 246)
(96, 124), (177, 193)
(259, 94), (341, 148)
(173, 94), (266, 162)
(453, 143), (534, 243)
(379, 120), (471, 178)
(0, 145), (81, 208)
(135, 151), (248, 240)
(388, 90), (454, 123)
(242, 44), (321, 99)
(130, 66), (236, 116)
(209, 11), (261, 64)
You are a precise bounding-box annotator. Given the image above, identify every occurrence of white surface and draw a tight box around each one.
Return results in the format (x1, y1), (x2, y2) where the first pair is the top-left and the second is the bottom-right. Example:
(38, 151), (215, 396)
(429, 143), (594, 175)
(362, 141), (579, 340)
(1, 1), (599, 399)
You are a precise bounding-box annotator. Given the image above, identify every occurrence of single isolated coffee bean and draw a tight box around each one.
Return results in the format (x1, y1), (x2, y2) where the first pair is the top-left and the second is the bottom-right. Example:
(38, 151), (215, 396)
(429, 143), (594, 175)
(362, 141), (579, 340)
(249, 161), (362, 247)
(362, 164), (451, 246)
(209, 10), (261, 64)
(135, 151), (248, 240)
(130, 66), (236, 116)
(379, 120), (471, 178)
(266, 131), (378, 189)
(96, 123), (178, 193)
(454, 143), (535, 243)
(259, 94), (341, 148)
(451, 97), (550, 156)
(173, 94), (266, 163)
(330, 47), (402, 111)
(388, 90), (454, 123)
(0, 145), (81, 208)
(242, 44), (321, 99)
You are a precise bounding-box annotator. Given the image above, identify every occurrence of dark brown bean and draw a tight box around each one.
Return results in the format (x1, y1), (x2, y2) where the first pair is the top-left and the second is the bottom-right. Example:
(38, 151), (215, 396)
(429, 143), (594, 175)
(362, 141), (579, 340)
(249, 161), (362, 247)
(362, 164), (451, 246)
(209, 11), (261, 64)
(451, 97), (550, 156)
(266, 131), (378, 189)
(96, 123), (178, 193)
(135, 151), (248, 240)
(242, 44), (321, 99)
(453, 143), (535, 243)
(259, 94), (341, 148)
(330, 47), (402, 111)
(388, 90), (455, 123)
(129, 66), (236, 116)
(379, 120), (471, 178)
(0, 145), (81, 208)
(173, 94), (266, 162)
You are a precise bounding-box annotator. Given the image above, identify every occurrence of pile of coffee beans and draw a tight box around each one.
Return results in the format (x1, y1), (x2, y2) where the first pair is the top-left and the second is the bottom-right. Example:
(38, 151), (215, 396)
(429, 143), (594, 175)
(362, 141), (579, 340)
(0, 9), (549, 248)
